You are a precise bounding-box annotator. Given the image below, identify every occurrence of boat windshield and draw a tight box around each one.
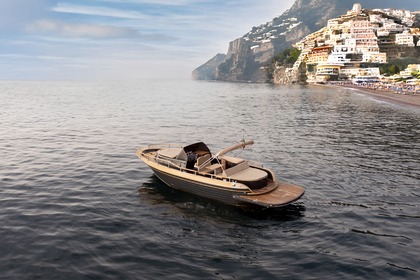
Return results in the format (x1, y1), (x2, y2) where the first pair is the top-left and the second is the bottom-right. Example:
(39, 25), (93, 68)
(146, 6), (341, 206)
(183, 142), (211, 157)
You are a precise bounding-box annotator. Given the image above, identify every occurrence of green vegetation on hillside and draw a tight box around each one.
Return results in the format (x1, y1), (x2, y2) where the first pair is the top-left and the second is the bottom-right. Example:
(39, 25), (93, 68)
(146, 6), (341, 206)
(379, 57), (420, 76)
(379, 64), (400, 76)
(273, 48), (301, 66)
(413, 14), (420, 28)
(266, 47), (302, 83)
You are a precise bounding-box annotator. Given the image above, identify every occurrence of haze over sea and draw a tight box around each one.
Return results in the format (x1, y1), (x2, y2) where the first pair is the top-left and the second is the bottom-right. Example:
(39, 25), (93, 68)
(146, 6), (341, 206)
(1, 80), (419, 279)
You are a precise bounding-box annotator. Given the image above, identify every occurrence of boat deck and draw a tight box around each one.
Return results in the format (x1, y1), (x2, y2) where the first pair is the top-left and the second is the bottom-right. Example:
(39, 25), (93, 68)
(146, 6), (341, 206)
(236, 181), (305, 208)
(247, 180), (278, 194)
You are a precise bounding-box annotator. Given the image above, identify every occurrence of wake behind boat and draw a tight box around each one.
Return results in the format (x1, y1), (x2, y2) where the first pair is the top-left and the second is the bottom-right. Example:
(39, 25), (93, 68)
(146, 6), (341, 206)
(137, 140), (304, 208)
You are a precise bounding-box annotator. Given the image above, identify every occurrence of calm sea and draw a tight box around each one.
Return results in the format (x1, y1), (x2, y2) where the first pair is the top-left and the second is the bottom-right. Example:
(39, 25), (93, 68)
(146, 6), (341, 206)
(0, 80), (419, 279)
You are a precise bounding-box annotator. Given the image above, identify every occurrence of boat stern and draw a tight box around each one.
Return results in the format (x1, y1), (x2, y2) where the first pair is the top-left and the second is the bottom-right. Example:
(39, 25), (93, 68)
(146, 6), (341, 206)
(235, 181), (304, 208)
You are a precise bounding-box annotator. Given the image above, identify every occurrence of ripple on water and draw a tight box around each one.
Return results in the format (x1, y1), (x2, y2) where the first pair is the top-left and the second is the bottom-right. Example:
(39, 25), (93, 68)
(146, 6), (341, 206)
(0, 80), (419, 279)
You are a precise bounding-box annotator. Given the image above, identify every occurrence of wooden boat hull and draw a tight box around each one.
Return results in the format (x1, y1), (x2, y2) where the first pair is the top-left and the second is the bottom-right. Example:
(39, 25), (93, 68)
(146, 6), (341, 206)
(140, 151), (304, 208)
(151, 167), (249, 206)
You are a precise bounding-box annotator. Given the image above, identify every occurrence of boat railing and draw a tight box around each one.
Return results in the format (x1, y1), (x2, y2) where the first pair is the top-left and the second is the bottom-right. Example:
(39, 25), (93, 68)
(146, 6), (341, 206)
(148, 143), (183, 149)
(140, 149), (186, 168)
(156, 155), (186, 169)
(142, 150), (237, 183)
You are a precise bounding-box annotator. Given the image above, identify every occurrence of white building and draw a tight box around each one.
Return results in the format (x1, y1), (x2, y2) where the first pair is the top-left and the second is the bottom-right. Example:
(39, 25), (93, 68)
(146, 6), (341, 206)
(396, 31), (415, 46)
(349, 20), (379, 53)
(383, 20), (405, 33)
(327, 45), (359, 64)
(340, 67), (380, 78)
(377, 28), (390, 37)
(327, 19), (340, 28)
(362, 52), (387, 63)
(347, 3), (362, 15)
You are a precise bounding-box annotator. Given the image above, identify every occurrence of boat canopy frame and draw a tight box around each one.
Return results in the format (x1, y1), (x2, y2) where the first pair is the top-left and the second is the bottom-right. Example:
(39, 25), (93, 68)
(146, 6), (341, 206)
(195, 140), (255, 173)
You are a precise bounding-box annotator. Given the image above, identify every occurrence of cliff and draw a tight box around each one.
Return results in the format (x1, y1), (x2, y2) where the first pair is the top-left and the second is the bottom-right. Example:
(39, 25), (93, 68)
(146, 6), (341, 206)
(192, 0), (420, 83)
(191, 53), (226, 80)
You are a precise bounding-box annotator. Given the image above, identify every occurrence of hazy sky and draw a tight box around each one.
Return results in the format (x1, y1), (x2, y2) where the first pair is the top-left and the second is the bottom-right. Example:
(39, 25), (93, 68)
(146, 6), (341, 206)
(0, 0), (294, 80)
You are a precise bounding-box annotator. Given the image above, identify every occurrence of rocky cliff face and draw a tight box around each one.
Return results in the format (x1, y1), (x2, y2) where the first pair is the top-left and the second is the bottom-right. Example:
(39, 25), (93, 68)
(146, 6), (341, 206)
(192, 0), (420, 83)
(215, 38), (284, 82)
(191, 53), (225, 80)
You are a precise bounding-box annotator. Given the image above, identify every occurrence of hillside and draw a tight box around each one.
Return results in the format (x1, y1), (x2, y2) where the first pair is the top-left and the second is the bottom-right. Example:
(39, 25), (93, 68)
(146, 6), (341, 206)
(279, 5), (420, 84)
(192, 0), (420, 83)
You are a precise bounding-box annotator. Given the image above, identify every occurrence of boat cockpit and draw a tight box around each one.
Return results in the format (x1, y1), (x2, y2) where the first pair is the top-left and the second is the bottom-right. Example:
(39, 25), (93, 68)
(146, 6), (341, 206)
(154, 142), (272, 189)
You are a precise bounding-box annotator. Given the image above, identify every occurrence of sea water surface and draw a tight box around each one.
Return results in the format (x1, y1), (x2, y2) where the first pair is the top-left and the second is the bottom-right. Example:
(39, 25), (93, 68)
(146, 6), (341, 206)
(0, 80), (419, 279)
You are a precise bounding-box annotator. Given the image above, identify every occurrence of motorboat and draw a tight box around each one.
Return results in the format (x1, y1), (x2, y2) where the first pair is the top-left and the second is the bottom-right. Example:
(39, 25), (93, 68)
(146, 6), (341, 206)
(137, 140), (304, 208)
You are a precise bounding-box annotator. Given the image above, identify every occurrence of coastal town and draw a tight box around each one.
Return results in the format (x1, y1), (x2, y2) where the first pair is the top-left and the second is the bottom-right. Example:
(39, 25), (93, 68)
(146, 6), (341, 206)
(287, 3), (420, 96)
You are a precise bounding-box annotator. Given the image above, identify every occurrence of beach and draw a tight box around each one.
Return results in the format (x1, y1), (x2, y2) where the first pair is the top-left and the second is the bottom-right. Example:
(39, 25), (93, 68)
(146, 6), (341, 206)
(327, 82), (420, 109)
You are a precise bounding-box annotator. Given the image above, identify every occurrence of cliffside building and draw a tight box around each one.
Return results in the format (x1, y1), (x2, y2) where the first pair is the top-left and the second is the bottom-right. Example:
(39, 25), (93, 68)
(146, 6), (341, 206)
(396, 31), (415, 46)
(306, 46), (333, 64)
(293, 3), (419, 83)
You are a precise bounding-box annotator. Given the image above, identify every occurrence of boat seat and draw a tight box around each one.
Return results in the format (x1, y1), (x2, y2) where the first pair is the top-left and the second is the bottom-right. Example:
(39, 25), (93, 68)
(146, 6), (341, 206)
(225, 161), (267, 182)
(221, 155), (245, 165)
(201, 163), (223, 175)
(158, 148), (182, 159)
(195, 150), (210, 157)
(229, 168), (267, 182)
(224, 161), (249, 177)
(195, 154), (211, 170)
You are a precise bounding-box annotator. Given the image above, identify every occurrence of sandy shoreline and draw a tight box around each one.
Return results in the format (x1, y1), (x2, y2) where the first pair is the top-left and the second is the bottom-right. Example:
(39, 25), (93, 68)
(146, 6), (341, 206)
(325, 83), (420, 109)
